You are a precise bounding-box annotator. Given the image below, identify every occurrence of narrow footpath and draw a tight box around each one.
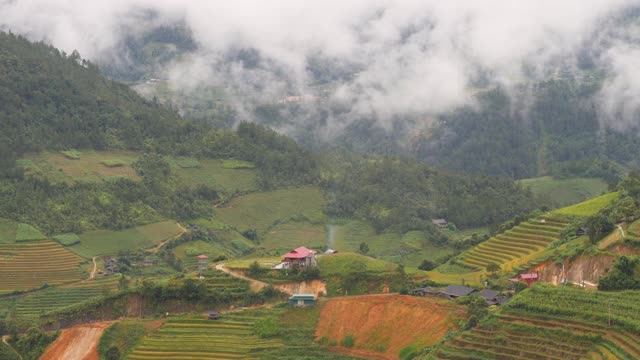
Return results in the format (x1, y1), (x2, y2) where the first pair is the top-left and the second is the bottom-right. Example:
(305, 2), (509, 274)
(89, 257), (97, 280)
(2, 335), (22, 360)
(215, 264), (275, 293)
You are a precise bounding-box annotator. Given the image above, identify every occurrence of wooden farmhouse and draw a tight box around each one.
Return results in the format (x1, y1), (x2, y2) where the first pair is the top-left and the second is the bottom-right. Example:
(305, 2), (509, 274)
(281, 246), (317, 269)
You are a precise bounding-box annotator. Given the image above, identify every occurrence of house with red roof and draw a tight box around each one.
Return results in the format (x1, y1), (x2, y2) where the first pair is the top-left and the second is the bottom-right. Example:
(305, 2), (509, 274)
(281, 246), (317, 269)
(509, 272), (539, 287)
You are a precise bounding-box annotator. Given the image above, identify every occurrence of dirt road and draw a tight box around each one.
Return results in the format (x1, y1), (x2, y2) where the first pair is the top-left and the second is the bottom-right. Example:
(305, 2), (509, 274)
(215, 264), (271, 293)
(215, 264), (327, 296)
(150, 222), (187, 254)
(2, 335), (22, 360)
(89, 257), (97, 280)
(39, 322), (114, 360)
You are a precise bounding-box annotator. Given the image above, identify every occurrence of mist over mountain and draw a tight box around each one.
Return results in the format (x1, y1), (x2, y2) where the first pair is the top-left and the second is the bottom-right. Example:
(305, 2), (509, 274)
(2, 1), (640, 179)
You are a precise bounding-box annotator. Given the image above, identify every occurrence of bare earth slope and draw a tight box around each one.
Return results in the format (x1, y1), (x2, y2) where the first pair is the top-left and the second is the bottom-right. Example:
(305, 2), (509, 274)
(315, 294), (464, 360)
(40, 322), (114, 360)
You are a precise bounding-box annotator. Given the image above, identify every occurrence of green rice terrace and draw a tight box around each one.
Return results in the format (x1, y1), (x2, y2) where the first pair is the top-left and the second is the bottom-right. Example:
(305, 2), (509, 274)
(0, 276), (119, 321)
(127, 308), (284, 360)
(460, 216), (569, 271)
(0, 240), (86, 291)
(431, 284), (640, 360)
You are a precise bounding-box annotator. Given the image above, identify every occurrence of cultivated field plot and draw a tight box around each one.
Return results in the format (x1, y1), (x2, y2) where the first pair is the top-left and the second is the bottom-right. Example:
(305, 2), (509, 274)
(128, 308), (283, 360)
(506, 284), (640, 335)
(69, 220), (182, 258)
(21, 150), (140, 184)
(216, 186), (326, 235)
(331, 220), (454, 267)
(317, 252), (399, 276)
(517, 176), (608, 208)
(0, 240), (85, 291)
(0, 276), (119, 321)
(202, 270), (251, 296)
(460, 216), (568, 270)
(171, 158), (258, 194)
(0, 218), (46, 243)
(261, 221), (326, 254)
(554, 192), (619, 217)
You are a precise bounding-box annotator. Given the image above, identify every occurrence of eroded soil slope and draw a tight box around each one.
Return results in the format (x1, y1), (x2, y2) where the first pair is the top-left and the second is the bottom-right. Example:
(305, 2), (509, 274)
(40, 322), (113, 360)
(316, 294), (464, 360)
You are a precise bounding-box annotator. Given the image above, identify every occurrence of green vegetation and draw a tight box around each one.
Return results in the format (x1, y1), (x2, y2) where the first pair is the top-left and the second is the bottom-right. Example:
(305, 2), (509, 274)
(15, 223), (46, 242)
(261, 221), (326, 254)
(460, 216), (568, 270)
(70, 221), (181, 258)
(98, 319), (161, 360)
(52, 233), (81, 246)
(331, 219), (454, 267)
(9, 326), (59, 360)
(223, 159), (255, 169)
(216, 186), (326, 235)
(555, 192), (619, 217)
(318, 252), (399, 276)
(170, 158), (258, 194)
(128, 309), (283, 359)
(60, 149), (81, 160)
(0, 240), (85, 291)
(0, 340), (20, 360)
(517, 176), (609, 207)
(0, 277), (119, 322)
(0, 218), (18, 243)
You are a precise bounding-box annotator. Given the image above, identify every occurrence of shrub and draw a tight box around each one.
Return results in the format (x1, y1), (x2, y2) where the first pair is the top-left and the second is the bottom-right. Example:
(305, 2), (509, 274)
(100, 159), (127, 167)
(253, 317), (281, 338)
(317, 336), (329, 345)
(105, 345), (121, 360)
(418, 259), (436, 271)
(60, 149), (81, 159)
(340, 334), (355, 348)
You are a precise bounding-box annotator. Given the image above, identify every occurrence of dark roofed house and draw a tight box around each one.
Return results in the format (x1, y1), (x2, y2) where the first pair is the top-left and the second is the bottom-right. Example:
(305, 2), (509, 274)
(443, 285), (475, 299)
(576, 227), (589, 236)
(412, 286), (441, 297)
(431, 219), (448, 228)
(207, 310), (220, 320)
(479, 289), (501, 305)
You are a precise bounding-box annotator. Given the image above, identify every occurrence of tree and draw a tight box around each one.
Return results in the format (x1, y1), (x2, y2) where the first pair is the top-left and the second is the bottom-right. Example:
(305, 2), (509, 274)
(418, 259), (436, 271)
(106, 346), (121, 360)
(466, 294), (489, 327)
(118, 275), (130, 292)
(585, 214), (614, 244)
(247, 261), (266, 277)
(358, 242), (370, 255)
(486, 263), (500, 274)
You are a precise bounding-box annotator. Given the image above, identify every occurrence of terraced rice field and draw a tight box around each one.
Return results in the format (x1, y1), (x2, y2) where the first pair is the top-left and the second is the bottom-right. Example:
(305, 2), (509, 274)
(0, 240), (85, 291)
(202, 270), (250, 297)
(460, 216), (568, 270)
(128, 308), (283, 360)
(0, 276), (119, 321)
(432, 313), (639, 360)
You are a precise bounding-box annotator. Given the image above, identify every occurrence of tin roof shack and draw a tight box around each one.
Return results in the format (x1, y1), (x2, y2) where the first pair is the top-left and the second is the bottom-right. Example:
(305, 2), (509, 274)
(207, 310), (220, 320)
(443, 285), (476, 299)
(509, 272), (539, 287)
(431, 219), (448, 228)
(281, 246), (317, 269)
(478, 289), (508, 305)
(289, 294), (316, 307)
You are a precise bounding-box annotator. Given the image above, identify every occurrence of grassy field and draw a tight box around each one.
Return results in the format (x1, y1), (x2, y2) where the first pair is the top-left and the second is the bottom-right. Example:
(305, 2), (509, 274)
(459, 216), (568, 271)
(128, 308), (283, 360)
(170, 158), (258, 194)
(98, 319), (163, 359)
(317, 252), (399, 276)
(0, 240), (86, 291)
(517, 176), (609, 207)
(15, 223), (46, 241)
(0, 218), (48, 244)
(69, 220), (182, 258)
(216, 186), (326, 235)
(0, 276), (118, 321)
(330, 220), (454, 268)
(21, 150), (140, 184)
(554, 191), (619, 217)
(261, 221), (326, 255)
(225, 257), (282, 270)
(423, 270), (485, 287)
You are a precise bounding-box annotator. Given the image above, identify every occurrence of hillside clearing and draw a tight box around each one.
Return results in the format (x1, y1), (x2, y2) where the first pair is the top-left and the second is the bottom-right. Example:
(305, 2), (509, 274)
(517, 176), (608, 207)
(170, 157), (258, 194)
(40, 321), (114, 360)
(69, 221), (183, 258)
(316, 294), (464, 359)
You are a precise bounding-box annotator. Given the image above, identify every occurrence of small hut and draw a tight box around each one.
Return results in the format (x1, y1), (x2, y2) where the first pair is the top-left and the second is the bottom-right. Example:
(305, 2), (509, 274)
(289, 294), (316, 307)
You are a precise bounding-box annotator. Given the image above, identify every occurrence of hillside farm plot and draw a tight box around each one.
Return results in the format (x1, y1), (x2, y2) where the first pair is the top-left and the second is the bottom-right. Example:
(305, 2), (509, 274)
(21, 150), (140, 184)
(0, 276), (119, 321)
(261, 221), (326, 254)
(554, 192), (619, 217)
(317, 252), (399, 276)
(216, 186), (326, 235)
(506, 284), (640, 335)
(460, 216), (568, 270)
(128, 308), (283, 360)
(331, 219), (454, 267)
(517, 176), (608, 208)
(316, 295), (465, 359)
(0, 218), (47, 243)
(69, 221), (182, 258)
(171, 158), (258, 194)
(0, 240), (85, 291)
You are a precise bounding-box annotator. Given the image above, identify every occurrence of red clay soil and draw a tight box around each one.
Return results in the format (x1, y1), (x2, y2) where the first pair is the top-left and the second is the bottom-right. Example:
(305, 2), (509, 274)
(315, 294), (464, 360)
(40, 322), (114, 360)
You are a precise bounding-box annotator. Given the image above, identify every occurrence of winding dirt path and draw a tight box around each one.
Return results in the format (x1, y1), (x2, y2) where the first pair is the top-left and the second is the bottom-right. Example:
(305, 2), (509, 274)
(215, 264), (271, 293)
(39, 322), (114, 360)
(89, 257), (97, 280)
(618, 224), (625, 238)
(2, 335), (22, 360)
(150, 222), (187, 254)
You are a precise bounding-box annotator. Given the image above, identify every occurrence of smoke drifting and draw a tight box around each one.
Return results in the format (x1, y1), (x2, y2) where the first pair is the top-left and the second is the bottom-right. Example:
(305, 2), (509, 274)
(1, 0), (639, 131)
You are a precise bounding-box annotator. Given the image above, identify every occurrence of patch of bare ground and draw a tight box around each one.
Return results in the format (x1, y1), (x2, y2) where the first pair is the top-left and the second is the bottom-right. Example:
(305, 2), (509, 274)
(39, 321), (114, 360)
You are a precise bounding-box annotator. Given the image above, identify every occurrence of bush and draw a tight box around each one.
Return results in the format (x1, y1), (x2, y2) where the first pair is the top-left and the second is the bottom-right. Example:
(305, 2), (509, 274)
(253, 317), (281, 338)
(418, 259), (436, 271)
(100, 159), (127, 167)
(106, 345), (121, 360)
(340, 334), (355, 348)
(60, 149), (81, 159)
(247, 261), (266, 277)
